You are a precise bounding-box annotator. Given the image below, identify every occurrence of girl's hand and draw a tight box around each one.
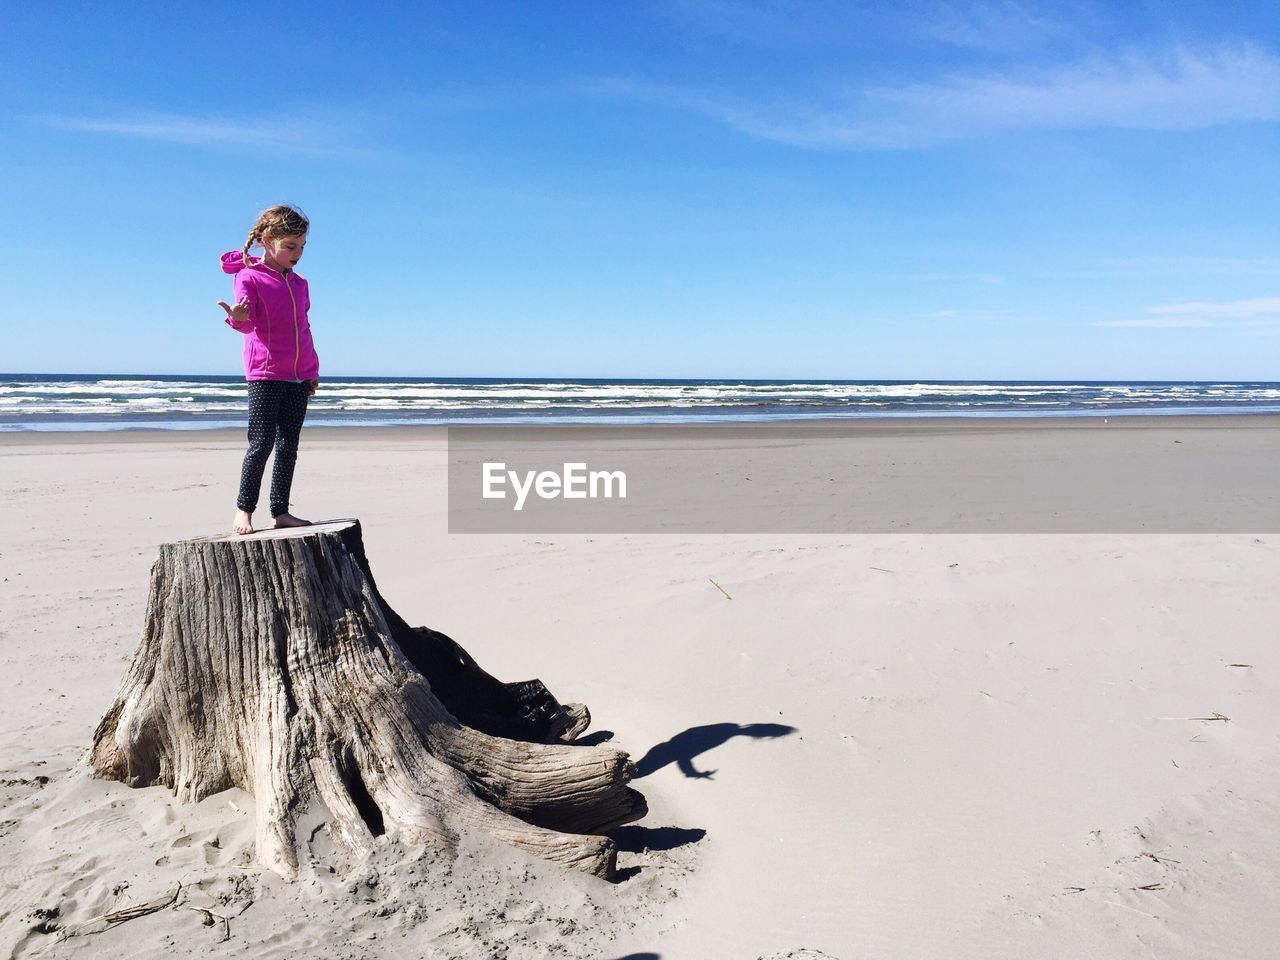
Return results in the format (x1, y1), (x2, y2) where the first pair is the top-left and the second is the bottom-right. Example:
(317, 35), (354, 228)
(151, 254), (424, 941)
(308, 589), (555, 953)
(216, 295), (250, 324)
(307, 378), (319, 396)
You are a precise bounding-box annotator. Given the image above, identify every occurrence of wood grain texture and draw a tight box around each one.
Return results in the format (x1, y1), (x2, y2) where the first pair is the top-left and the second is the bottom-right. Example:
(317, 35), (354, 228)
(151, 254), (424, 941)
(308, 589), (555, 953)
(89, 519), (644, 879)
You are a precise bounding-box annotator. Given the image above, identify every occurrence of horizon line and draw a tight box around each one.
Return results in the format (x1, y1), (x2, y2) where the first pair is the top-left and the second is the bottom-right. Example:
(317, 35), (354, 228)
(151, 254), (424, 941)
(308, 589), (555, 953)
(2, 371), (1278, 385)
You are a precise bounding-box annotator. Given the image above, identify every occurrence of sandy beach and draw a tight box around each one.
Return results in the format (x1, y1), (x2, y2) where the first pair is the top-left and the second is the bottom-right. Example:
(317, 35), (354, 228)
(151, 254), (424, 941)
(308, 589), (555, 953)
(2, 417), (1279, 959)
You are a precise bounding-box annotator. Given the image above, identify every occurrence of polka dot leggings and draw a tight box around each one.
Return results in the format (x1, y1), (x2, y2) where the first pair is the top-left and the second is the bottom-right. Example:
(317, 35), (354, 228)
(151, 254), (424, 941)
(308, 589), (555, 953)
(237, 380), (310, 518)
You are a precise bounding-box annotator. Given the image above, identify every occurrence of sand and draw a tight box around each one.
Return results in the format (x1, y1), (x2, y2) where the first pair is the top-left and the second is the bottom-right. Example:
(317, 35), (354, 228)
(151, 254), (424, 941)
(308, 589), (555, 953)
(1, 417), (1279, 959)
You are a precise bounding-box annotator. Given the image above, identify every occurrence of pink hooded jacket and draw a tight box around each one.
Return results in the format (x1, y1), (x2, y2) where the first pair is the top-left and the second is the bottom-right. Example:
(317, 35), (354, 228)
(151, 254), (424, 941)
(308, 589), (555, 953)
(221, 250), (320, 381)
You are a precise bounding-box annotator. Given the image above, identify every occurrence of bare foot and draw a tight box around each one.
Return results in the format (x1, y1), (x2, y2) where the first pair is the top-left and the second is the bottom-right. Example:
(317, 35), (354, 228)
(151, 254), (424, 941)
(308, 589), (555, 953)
(271, 513), (312, 529)
(232, 509), (254, 535)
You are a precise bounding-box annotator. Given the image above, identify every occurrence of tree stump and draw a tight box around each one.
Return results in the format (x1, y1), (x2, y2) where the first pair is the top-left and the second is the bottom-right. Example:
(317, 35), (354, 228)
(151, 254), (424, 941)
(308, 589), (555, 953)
(89, 520), (644, 880)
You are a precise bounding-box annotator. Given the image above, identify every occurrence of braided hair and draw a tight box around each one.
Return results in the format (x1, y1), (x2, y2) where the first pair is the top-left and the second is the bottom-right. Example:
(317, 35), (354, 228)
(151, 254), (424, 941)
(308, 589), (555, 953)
(242, 204), (310, 265)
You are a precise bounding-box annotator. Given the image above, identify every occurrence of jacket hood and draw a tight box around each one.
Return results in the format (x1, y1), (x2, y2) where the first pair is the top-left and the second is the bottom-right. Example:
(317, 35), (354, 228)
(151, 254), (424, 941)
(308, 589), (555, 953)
(221, 250), (264, 274)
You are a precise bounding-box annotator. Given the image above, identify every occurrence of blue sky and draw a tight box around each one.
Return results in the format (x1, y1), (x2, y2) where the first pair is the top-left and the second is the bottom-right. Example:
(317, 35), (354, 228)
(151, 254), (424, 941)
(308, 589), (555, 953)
(3, 1), (1279, 379)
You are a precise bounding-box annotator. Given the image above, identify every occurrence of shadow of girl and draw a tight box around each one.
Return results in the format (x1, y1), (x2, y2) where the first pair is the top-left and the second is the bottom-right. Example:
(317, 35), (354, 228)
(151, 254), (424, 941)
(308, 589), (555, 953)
(633, 722), (796, 779)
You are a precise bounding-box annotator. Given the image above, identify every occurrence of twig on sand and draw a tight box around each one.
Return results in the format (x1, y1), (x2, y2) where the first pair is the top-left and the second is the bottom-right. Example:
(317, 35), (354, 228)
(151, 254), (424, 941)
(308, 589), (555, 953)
(1154, 712), (1229, 722)
(868, 566), (896, 573)
(709, 578), (732, 600)
(56, 883), (181, 941)
(1065, 883), (1165, 896)
(185, 905), (232, 943)
(1103, 898), (1160, 920)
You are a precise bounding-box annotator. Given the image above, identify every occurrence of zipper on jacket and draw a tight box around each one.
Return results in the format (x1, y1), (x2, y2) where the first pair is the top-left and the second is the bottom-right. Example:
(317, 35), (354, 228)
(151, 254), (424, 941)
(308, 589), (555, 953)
(284, 272), (300, 379)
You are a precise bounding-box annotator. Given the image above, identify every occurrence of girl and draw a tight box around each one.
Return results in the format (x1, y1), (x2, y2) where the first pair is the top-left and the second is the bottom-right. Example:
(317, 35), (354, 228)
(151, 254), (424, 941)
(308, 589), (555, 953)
(216, 204), (320, 536)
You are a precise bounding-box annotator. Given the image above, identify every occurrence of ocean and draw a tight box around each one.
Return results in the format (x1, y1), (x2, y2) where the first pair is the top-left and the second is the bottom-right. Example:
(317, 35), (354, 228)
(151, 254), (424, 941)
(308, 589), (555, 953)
(3, 374), (1280, 431)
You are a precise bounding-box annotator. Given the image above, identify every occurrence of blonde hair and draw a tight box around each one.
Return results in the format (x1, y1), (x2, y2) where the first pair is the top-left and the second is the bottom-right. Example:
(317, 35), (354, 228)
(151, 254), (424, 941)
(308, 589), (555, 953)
(241, 204), (310, 264)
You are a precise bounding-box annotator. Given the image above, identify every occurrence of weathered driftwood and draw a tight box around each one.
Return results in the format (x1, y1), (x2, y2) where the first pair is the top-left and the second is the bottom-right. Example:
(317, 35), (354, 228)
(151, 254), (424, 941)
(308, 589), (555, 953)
(89, 520), (644, 879)
(56, 883), (182, 941)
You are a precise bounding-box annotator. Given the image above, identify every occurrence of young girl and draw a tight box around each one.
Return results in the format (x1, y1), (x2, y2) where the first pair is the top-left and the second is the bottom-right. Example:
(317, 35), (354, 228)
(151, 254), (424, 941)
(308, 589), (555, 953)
(216, 204), (320, 536)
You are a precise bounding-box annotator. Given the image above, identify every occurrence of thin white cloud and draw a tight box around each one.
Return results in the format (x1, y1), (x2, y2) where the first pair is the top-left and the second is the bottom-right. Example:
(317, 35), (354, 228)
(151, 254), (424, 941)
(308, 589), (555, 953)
(1099, 316), (1216, 329)
(1038, 256), (1280, 280)
(1149, 296), (1280, 317)
(908, 1), (1067, 52)
(652, 0), (1065, 54)
(34, 109), (375, 158)
(906, 271), (1005, 285)
(1100, 296), (1280, 328)
(609, 43), (1280, 149)
(926, 307), (1018, 321)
